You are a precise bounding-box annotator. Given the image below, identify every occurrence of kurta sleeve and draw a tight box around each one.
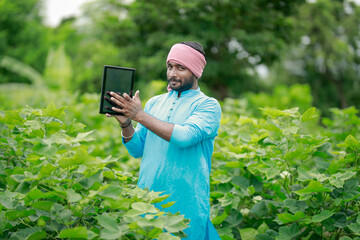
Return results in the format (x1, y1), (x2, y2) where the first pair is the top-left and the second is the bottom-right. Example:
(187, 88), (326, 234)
(122, 97), (156, 158)
(122, 123), (147, 158)
(170, 98), (221, 148)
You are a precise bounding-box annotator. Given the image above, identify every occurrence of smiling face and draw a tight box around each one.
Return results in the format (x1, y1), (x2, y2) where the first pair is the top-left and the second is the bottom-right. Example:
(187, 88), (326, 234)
(167, 61), (197, 92)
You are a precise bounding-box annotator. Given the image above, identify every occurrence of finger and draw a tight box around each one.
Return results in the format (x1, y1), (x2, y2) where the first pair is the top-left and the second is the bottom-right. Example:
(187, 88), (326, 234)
(105, 106), (116, 112)
(123, 92), (132, 101)
(106, 91), (113, 97)
(105, 113), (114, 117)
(106, 106), (125, 114)
(105, 96), (119, 107)
(110, 96), (126, 108)
(135, 90), (140, 101)
(111, 106), (125, 113)
(109, 91), (123, 101)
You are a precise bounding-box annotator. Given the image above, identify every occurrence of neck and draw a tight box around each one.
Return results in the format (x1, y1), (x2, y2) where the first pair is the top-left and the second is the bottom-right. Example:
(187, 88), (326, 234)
(177, 82), (198, 97)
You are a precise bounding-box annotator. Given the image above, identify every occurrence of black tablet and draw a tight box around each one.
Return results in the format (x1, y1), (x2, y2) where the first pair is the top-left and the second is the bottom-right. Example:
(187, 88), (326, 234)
(99, 65), (135, 115)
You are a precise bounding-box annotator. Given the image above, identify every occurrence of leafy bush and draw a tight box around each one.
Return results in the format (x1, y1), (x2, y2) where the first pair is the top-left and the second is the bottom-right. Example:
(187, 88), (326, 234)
(1, 81), (360, 239)
(211, 101), (360, 240)
(0, 104), (189, 239)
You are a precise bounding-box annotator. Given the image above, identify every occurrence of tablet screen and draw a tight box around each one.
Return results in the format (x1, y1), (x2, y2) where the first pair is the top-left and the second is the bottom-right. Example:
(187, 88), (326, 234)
(99, 65), (135, 115)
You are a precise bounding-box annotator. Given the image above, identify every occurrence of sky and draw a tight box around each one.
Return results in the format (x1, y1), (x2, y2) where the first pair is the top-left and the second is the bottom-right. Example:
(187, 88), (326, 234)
(43, 0), (92, 27)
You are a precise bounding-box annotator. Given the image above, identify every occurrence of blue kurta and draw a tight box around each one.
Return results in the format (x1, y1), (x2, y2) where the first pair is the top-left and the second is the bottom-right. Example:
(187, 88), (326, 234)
(124, 88), (221, 239)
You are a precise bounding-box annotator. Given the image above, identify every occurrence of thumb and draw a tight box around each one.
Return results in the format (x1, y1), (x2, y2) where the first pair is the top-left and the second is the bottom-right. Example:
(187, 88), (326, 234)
(135, 90), (140, 101)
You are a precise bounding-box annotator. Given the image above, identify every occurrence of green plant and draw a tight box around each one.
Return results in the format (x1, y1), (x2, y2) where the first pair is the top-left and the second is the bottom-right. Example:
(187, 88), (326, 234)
(211, 102), (360, 240)
(0, 104), (188, 239)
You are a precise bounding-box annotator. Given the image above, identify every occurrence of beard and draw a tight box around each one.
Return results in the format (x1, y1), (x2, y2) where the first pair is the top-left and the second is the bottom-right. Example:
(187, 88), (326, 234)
(167, 74), (197, 92)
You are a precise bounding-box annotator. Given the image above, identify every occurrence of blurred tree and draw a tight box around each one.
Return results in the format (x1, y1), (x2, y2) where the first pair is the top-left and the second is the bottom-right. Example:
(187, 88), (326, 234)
(269, 0), (360, 114)
(77, 0), (306, 98)
(0, 0), (50, 83)
(44, 44), (73, 90)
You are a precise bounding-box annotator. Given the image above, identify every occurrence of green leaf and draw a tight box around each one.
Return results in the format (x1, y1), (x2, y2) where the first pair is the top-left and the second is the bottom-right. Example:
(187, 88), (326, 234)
(58, 227), (88, 239)
(32, 143), (57, 156)
(344, 135), (360, 149)
(257, 166), (281, 180)
(67, 120), (86, 133)
(37, 163), (57, 179)
(251, 201), (267, 218)
(294, 180), (331, 195)
(131, 202), (158, 214)
(275, 224), (300, 240)
(8, 227), (46, 240)
(25, 154), (40, 163)
(148, 228), (162, 239)
(50, 203), (72, 220)
(329, 171), (357, 188)
(103, 198), (132, 210)
(73, 130), (95, 143)
(5, 209), (36, 221)
(99, 184), (122, 198)
(218, 193), (233, 207)
(282, 126), (299, 135)
(301, 107), (317, 122)
(217, 227), (234, 239)
(100, 225), (127, 240)
(162, 214), (188, 233)
(0, 191), (18, 209)
(66, 188), (82, 203)
(0, 110), (24, 125)
(42, 102), (66, 118)
(239, 228), (258, 240)
(247, 186), (256, 196)
(212, 210), (228, 225)
(158, 232), (181, 240)
(257, 222), (269, 234)
(212, 174), (232, 184)
(225, 161), (243, 168)
(277, 212), (306, 224)
(24, 119), (44, 132)
(0, 212), (9, 233)
(97, 214), (118, 231)
(161, 201), (176, 209)
(256, 234), (273, 240)
(348, 223), (360, 235)
(150, 195), (169, 204)
(32, 201), (55, 212)
(312, 210), (334, 223)
(340, 237), (352, 240)
(283, 199), (307, 214)
(333, 212), (347, 228)
(59, 147), (99, 168)
(260, 108), (293, 118)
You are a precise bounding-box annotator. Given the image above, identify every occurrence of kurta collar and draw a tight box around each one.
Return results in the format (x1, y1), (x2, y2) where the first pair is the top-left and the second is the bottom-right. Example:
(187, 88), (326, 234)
(170, 87), (201, 98)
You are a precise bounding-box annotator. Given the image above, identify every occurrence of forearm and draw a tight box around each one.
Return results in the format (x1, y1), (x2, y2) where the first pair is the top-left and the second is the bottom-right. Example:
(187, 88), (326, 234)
(119, 119), (135, 143)
(135, 111), (174, 141)
(121, 124), (135, 143)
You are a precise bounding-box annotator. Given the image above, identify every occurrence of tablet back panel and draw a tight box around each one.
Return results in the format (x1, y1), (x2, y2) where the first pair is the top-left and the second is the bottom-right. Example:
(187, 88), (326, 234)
(99, 65), (135, 115)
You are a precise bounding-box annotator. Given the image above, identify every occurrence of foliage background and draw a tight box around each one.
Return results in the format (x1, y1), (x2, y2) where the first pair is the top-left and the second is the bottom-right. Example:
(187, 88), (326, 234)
(1, 0), (360, 239)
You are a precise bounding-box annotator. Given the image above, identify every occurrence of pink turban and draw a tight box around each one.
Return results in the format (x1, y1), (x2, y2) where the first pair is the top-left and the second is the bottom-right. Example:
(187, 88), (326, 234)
(166, 43), (206, 78)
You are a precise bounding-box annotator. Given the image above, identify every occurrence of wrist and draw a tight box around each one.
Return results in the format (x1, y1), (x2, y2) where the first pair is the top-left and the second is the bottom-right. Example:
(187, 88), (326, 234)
(134, 111), (146, 123)
(119, 119), (131, 128)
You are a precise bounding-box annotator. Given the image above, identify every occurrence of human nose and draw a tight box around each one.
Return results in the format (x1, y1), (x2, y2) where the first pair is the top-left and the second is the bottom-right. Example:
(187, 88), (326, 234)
(167, 68), (177, 78)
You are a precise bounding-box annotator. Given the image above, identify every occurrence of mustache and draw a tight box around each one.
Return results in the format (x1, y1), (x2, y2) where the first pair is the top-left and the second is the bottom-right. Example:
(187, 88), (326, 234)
(168, 77), (180, 82)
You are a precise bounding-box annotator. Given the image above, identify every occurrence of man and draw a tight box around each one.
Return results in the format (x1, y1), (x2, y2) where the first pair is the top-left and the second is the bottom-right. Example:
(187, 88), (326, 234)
(106, 41), (221, 239)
